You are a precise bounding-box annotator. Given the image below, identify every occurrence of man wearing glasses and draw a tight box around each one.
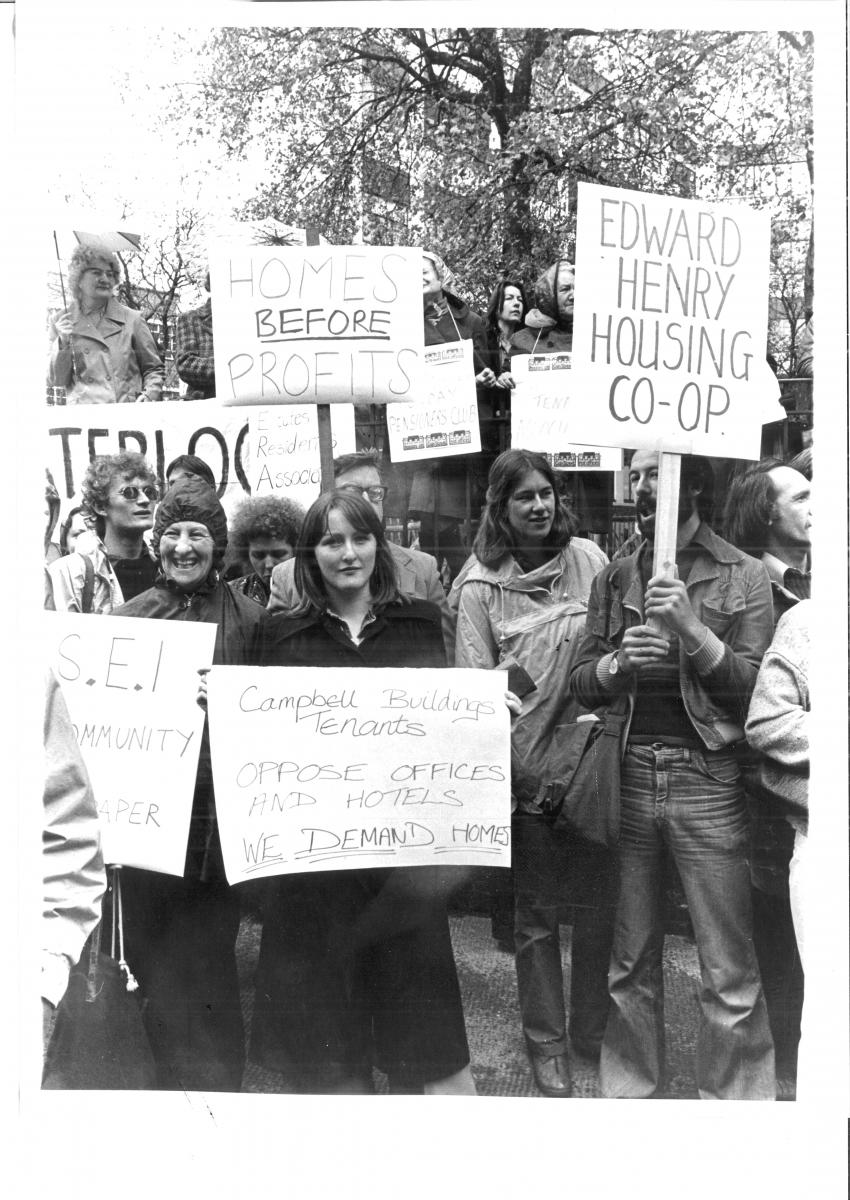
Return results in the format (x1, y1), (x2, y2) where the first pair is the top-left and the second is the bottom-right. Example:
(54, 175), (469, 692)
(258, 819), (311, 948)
(268, 450), (456, 662)
(47, 452), (159, 614)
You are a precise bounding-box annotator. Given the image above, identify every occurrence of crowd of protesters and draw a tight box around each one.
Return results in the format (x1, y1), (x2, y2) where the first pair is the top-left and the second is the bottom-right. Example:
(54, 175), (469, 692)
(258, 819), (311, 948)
(41, 247), (813, 1101)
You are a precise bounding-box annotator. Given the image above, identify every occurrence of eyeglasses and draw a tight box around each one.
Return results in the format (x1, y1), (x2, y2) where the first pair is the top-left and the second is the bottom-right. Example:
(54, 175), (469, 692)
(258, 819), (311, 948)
(114, 485), (158, 502)
(339, 484), (388, 503)
(84, 269), (116, 281)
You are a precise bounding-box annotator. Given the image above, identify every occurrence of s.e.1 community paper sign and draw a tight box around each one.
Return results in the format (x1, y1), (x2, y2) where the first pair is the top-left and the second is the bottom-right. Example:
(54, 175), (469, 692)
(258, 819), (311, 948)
(510, 353), (622, 470)
(210, 245), (425, 405)
(208, 666), (511, 882)
(46, 613), (216, 875)
(386, 341), (481, 462)
(571, 183), (785, 459)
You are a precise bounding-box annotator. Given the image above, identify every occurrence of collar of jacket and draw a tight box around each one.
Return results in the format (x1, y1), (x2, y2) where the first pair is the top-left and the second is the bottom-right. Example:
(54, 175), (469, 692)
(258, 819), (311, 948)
(459, 547), (569, 593)
(73, 296), (131, 344)
(523, 307), (558, 330)
(616, 522), (747, 612)
(267, 597), (438, 641)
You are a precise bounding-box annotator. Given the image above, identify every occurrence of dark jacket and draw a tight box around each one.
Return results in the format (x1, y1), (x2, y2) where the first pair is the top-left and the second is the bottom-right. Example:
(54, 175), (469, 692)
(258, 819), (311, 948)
(569, 524), (774, 749)
(263, 598), (446, 670)
(423, 291), (486, 353)
(114, 576), (266, 878)
(509, 261), (573, 357)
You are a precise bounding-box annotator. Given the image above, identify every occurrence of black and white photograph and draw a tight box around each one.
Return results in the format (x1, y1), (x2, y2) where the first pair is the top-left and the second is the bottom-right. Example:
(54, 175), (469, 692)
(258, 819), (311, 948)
(7, 0), (848, 1195)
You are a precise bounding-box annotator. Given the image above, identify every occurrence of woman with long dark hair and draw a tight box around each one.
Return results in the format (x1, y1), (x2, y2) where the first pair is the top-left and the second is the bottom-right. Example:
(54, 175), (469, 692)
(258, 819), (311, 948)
(252, 489), (475, 1095)
(482, 277), (528, 389)
(454, 449), (614, 1098)
(476, 277), (529, 457)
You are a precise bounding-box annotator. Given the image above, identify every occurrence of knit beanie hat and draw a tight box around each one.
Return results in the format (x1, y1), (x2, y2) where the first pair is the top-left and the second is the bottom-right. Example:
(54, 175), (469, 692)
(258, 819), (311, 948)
(152, 480), (228, 567)
(165, 454), (217, 489)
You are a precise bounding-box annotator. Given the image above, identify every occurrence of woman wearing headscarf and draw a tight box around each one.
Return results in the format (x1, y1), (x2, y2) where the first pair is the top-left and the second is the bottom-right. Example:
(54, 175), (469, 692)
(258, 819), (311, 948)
(111, 480), (265, 1090)
(406, 251), (488, 582)
(48, 245), (164, 405)
(509, 258), (575, 356)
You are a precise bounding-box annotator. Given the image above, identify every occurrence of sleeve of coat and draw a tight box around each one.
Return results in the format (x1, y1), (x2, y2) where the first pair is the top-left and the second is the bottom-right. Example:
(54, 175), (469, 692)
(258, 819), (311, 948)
(175, 310), (216, 393)
(687, 556), (775, 725)
(418, 553), (456, 666)
(454, 580), (501, 669)
(42, 669), (106, 1007)
(132, 312), (164, 399)
(745, 612), (810, 772)
(266, 557), (301, 616)
(47, 326), (74, 391)
(46, 554), (85, 612)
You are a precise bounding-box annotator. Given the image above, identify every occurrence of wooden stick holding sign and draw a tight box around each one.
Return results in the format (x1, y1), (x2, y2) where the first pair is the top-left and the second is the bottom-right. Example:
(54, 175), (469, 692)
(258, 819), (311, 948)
(647, 452), (681, 634)
(305, 224), (337, 492)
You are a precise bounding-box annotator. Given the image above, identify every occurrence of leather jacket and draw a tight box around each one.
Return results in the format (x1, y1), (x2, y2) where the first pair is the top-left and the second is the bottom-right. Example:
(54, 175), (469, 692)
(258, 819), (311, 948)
(569, 523), (774, 750)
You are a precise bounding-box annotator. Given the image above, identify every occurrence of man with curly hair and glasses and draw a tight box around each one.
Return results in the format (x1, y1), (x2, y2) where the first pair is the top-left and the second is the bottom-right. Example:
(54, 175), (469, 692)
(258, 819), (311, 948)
(48, 245), (164, 405)
(46, 451), (159, 613)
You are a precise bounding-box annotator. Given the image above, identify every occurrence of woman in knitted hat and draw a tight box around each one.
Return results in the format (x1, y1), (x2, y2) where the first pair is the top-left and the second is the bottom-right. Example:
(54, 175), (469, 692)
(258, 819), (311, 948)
(110, 480), (265, 1091)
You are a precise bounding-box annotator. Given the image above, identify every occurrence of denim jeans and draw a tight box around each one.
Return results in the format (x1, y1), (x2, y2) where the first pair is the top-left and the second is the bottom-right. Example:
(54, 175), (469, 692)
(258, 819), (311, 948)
(600, 743), (776, 1100)
(513, 813), (617, 1058)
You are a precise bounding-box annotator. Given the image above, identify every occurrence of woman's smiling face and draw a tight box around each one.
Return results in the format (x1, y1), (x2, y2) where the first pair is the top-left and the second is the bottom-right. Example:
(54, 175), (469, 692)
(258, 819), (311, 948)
(158, 520), (215, 591)
(505, 469), (556, 546)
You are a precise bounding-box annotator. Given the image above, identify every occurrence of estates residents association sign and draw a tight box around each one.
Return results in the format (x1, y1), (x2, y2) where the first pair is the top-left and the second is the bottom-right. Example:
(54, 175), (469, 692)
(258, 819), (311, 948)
(571, 183), (785, 460)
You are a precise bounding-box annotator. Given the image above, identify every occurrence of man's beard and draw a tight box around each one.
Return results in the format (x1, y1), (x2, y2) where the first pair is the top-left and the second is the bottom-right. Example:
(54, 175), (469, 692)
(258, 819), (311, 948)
(635, 491), (697, 541)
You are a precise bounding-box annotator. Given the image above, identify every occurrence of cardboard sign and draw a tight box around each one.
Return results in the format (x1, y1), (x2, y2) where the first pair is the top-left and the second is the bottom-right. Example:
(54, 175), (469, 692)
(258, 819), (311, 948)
(386, 341), (481, 462)
(248, 405), (356, 506)
(43, 401), (251, 524)
(510, 354), (623, 470)
(209, 245), (425, 405)
(207, 666), (511, 883)
(46, 613), (216, 875)
(571, 183), (785, 459)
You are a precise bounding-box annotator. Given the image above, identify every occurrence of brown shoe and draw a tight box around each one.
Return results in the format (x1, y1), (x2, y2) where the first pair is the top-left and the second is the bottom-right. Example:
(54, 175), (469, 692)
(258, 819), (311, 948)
(530, 1052), (572, 1098)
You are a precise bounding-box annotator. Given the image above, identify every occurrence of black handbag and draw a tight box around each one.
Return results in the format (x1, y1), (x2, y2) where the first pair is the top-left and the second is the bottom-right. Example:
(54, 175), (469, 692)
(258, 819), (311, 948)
(537, 695), (629, 847)
(42, 879), (157, 1090)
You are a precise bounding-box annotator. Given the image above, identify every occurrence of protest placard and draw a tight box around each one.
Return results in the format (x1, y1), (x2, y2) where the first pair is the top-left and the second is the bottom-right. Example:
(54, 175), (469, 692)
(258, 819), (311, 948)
(571, 183), (785, 459)
(209, 245), (425, 405)
(386, 341), (481, 462)
(207, 666), (511, 883)
(45, 612), (217, 874)
(248, 405), (355, 506)
(509, 354), (623, 470)
(43, 401), (251, 524)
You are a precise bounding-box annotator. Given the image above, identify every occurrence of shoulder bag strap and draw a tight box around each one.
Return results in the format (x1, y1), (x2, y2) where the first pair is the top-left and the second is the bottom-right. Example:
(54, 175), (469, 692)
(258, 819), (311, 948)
(80, 554), (95, 614)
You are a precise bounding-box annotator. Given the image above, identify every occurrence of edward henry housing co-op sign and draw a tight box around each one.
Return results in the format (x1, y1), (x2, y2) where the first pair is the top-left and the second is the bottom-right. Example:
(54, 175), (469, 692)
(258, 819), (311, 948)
(571, 183), (784, 460)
